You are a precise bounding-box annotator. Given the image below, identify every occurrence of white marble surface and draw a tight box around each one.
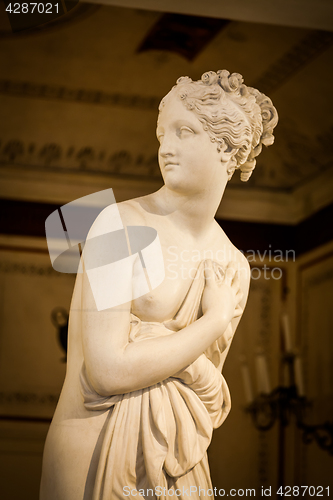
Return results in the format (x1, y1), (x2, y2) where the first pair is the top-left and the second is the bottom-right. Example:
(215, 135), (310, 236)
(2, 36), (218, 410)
(40, 70), (277, 499)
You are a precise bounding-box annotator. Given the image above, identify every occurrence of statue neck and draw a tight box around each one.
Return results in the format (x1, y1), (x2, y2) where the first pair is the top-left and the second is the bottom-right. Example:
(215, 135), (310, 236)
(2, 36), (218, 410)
(155, 183), (227, 238)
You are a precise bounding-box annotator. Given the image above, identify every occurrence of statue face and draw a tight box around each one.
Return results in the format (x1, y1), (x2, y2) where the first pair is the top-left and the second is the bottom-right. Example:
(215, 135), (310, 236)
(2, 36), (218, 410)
(156, 93), (228, 194)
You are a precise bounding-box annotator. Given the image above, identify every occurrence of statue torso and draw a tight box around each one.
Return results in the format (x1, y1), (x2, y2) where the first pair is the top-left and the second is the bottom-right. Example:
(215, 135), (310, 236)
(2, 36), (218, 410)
(126, 198), (242, 323)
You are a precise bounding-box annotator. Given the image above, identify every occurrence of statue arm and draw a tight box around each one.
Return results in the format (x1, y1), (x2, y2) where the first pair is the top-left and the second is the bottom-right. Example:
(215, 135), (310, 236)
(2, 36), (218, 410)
(81, 274), (232, 397)
(218, 252), (251, 368)
(81, 205), (243, 397)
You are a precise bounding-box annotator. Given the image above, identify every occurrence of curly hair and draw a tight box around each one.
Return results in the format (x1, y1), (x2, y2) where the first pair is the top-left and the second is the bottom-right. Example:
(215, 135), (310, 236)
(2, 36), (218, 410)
(159, 70), (278, 181)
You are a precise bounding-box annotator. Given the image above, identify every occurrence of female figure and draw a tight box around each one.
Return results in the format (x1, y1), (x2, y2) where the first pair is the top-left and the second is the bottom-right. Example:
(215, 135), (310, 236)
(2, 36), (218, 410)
(40, 70), (278, 500)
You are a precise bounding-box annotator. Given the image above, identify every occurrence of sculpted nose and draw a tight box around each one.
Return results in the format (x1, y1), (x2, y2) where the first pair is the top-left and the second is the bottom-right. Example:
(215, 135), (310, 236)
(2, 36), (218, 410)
(159, 134), (176, 157)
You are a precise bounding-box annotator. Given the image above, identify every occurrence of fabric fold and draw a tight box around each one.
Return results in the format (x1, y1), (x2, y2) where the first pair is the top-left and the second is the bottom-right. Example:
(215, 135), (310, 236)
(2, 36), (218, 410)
(80, 260), (232, 499)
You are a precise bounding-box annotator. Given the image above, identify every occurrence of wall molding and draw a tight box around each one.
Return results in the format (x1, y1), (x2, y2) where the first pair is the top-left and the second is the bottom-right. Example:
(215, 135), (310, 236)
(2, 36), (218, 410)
(0, 79), (161, 110)
(0, 163), (332, 225)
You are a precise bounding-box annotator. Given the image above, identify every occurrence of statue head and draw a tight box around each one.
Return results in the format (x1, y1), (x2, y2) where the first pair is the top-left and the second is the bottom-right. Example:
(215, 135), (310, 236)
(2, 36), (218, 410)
(158, 70), (278, 181)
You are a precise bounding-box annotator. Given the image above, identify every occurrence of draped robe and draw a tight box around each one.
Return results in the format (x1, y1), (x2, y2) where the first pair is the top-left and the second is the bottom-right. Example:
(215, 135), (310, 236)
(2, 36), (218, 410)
(80, 260), (232, 499)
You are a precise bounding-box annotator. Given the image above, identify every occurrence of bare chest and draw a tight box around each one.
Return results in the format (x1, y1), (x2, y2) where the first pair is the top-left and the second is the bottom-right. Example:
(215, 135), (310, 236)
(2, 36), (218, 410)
(131, 227), (237, 322)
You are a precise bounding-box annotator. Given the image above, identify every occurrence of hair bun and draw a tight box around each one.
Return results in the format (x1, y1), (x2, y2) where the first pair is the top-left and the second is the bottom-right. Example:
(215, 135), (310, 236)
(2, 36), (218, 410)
(240, 88), (278, 180)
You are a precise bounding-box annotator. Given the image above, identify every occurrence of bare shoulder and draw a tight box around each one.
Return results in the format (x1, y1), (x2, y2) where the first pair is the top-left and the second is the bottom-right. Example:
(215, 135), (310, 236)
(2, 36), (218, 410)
(87, 198), (146, 238)
(234, 247), (251, 294)
(117, 199), (147, 226)
(219, 234), (251, 317)
(227, 244), (250, 293)
(214, 223), (250, 295)
(233, 245), (250, 273)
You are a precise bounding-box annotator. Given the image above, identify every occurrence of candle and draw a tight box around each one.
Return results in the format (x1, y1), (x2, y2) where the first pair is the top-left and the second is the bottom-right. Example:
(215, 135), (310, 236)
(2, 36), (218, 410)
(281, 313), (292, 352)
(294, 354), (305, 396)
(240, 356), (254, 404)
(255, 352), (271, 394)
(282, 362), (290, 387)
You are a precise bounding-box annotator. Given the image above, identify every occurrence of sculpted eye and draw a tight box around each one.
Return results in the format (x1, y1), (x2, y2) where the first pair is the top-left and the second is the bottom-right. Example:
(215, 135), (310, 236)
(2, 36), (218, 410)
(157, 134), (164, 143)
(179, 126), (195, 137)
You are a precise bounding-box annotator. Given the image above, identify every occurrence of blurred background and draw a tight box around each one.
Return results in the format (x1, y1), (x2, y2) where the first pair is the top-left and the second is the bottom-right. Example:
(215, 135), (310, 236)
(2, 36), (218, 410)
(0, 0), (332, 498)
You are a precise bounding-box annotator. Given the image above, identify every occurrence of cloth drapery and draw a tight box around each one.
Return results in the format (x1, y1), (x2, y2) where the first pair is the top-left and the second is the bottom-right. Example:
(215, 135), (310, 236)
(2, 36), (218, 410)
(80, 260), (232, 499)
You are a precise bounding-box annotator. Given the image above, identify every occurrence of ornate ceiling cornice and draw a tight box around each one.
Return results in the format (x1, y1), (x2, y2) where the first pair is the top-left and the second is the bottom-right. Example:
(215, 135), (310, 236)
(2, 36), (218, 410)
(252, 30), (333, 95)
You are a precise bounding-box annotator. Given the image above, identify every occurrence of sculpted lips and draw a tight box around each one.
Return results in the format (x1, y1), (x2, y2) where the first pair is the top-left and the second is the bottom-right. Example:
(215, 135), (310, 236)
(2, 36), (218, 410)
(164, 162), (179, 170)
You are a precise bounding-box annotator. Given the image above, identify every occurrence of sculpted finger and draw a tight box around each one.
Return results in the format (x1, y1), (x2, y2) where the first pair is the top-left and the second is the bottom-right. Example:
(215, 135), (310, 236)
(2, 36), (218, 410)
(224, 262), (237, 285)
(236, 289), (244, 304)
(216, 266), (224, 283)
(204, 259), (215, 285)
(233, 305), (243, 318)
(231, 270), (240, 289)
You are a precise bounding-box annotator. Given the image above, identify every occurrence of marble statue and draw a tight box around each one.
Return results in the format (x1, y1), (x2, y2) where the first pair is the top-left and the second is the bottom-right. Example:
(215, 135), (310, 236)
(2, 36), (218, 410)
(40, 70), (278, 499)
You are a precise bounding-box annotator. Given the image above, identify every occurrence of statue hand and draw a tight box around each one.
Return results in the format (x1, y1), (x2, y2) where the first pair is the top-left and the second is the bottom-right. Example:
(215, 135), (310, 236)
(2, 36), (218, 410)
(201, 260), (243, 326)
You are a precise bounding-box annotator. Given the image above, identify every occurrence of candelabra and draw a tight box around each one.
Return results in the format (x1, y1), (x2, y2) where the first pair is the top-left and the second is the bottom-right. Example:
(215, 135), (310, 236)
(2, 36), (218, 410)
(241, 310), (333, 461)
(243, 349), (333, 456)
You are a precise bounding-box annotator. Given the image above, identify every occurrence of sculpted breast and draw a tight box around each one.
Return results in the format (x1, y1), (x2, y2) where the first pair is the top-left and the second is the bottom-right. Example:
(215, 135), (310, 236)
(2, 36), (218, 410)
(131, 271), (192, 323)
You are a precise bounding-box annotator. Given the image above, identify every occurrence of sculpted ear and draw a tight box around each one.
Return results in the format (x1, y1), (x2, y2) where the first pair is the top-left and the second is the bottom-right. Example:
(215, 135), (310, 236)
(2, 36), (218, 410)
(225, 156), (238, 181)
(216, 139), (238, 180)
(217, 139), (237, 162)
